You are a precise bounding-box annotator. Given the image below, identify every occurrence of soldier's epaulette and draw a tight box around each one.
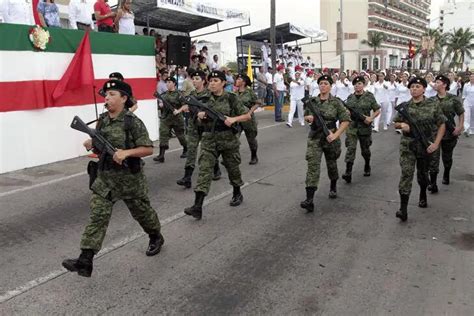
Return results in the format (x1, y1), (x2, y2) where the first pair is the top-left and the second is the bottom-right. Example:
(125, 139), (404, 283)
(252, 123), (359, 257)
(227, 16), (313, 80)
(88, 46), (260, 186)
(364, 90), (375, 97)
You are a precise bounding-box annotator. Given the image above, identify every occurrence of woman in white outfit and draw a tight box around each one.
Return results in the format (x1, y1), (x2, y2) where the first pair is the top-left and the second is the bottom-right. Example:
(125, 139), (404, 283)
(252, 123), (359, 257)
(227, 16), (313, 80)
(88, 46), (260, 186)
(114, 0), (135, 35)
(286, 71), (305, 127)
(424, 72), (437, 98)
(334, 72), (352, 102)
(462, 73), (474, 136)
(365, 73), (376, 93)
(309, 72), (320, 97)
(394, 71), (411, 133)
(373, 72), (390, 131)
(387, 73), (398, 124)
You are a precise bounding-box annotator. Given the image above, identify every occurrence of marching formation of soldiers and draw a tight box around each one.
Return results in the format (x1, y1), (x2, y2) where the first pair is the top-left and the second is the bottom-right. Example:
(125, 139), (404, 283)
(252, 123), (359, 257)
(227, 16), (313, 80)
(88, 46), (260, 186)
(62, 68), (467, 277)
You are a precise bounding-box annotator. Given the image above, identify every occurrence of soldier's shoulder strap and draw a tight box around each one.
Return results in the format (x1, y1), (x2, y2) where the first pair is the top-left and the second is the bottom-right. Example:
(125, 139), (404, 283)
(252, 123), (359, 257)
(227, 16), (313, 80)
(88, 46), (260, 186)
(95, 112), (108, 131)
(124, 111), (136, 149)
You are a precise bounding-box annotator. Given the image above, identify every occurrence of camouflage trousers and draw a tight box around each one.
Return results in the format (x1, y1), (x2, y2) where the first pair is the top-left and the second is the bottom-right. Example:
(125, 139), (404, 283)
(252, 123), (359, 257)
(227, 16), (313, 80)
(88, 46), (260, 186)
(305, 137), (342, 188)
(344, 132), (372, 163)
(398, 141), (433, 195)
(185, 127), (202, 169)
(159, 116), (187, 148)
(195, 131), (243, 195)
(240, 118), (258, 151)
(80, 193), (161, 252)
(429, 138), (457, 173)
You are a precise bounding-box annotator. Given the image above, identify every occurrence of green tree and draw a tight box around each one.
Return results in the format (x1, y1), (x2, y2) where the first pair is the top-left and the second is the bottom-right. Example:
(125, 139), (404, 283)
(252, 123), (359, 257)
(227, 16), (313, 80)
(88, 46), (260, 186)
(442, 28), (474, 71)
(361, 31), (386, 70)
(225, 61), (238, 73)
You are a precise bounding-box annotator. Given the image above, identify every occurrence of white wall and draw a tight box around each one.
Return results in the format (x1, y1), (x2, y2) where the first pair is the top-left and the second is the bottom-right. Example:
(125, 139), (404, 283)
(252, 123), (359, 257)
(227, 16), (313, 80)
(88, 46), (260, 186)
(0, 100), (159, 174)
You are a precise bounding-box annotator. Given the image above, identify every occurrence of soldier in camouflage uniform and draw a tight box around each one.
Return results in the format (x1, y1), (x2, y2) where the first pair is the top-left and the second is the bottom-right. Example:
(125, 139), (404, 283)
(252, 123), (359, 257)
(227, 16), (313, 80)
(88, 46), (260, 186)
(153, 77), (187, 163)
(235, 74), (260, 165)
(393, 77), (446, 222)
(175, 70), (222, 189)
(62, 80), (164, 277)
(300, 75), (351, 213)
(427, 75), (464, 191)
(184, 71), (251, 220)
(342, 76), (381, 183)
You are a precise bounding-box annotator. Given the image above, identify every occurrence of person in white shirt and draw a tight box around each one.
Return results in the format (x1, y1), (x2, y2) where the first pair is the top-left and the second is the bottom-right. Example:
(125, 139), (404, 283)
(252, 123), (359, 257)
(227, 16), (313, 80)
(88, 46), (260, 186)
(372, 72), (390, 131)
(310, 72), (321, 97)
(304, 70), (314, 97)
(394, 71), (411, 134)
(462, 73), (474, 136)
(0, 0), (35, 25)
(387, 73), (398, 123)
(287, 71), (305, 127)
(261, 40), (269, 72)
(273, 65), (286, 122)
(424, 72), (437, 98)
(365, 73), (376, 94)
(334, 72), (352, 102)
(69, 0), (95, 31)
(114, 0), (134, 35)
(448, 72), (460, 96)
(264, 67), (273, 105)
(210, 54), (219, 71)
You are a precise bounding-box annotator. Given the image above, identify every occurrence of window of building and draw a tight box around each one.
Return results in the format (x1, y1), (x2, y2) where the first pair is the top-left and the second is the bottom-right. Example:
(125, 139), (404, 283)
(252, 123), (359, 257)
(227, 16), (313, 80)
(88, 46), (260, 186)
(373, 57), (379, 70)
(389, 55), (398, 68)
(362, 58), (368, 70)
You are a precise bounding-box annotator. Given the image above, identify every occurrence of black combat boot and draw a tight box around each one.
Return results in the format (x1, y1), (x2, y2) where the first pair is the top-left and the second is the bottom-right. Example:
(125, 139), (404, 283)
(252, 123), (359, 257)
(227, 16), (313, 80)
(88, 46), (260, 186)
(328, 179), (337, 199)
(342, 162), (353, 183)
(442, 168), (450, 185)
(418, 187), (428, 208)
(363, 159), (371, 177)
(153, 145), (167, 163)
(146, 232), (165, 256)
(177, 167), (194, 189)
(427, 172), (438, 193)
(180, 146), (188, 158)
(212, 162), (221, 180)
(62, 249), (94, 277)
(184, 191), (206, 220)
(396, 193), (409, 222)
(249, 149), (258, 165)
(230, 186), (243, 206)
(300, 186), (316, 212)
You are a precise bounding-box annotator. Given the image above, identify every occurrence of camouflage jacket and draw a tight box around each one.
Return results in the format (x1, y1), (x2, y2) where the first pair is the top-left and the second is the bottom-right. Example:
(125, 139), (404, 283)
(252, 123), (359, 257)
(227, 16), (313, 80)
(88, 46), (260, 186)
(200, 91), (246, 131)
(428, 94), (464, 139)
(345, 91), (380, 136)
(160, 90), (182, 120)
(237, 87), (258, 121)
(188, 88), (211, 130)
(93, 110), (153, 201)
(393, 97), (446, 143)
(304, 95), (351, 139)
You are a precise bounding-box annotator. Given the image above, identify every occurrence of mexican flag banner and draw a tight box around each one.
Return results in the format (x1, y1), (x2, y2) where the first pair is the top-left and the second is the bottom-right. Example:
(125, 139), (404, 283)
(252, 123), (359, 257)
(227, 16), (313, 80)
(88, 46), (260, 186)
(0, 23), (159, 173)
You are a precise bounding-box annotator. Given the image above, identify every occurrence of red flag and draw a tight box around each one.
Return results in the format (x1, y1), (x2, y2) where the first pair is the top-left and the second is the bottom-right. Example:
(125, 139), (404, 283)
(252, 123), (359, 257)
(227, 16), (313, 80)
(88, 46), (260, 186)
(52, 32), (94, 100)
(32, 0), (41, 25)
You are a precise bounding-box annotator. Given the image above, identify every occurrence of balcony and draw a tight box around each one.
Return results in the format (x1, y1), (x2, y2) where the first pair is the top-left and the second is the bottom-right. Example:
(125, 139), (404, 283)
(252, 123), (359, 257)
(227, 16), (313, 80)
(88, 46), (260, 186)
(368, 0), (429, 25)
(368, 22), (421, 42)
(368, 9), (425, 33)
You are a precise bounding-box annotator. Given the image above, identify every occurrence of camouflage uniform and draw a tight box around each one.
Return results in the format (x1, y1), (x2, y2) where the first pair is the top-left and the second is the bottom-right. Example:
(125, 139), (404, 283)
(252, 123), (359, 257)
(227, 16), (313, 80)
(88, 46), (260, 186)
(237, 87), (258, 152)
(344, 91), (380, 164)
(195, 91), (247, 195)
(185, 89), (211, 169)
(304, 96), (351, 188)
(159, 90), (187, 149)
(393, 98), (445, 196)
(80, 110), (161, 252)
(428, 94), (464, 174)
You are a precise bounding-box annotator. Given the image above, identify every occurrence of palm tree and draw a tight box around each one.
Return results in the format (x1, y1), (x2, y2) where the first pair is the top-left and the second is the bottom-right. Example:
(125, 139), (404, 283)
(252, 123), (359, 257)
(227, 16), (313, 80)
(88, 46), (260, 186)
(442, 28), (474, 71)
(361, 31), (385, 70)
(421, 28), (447, 71)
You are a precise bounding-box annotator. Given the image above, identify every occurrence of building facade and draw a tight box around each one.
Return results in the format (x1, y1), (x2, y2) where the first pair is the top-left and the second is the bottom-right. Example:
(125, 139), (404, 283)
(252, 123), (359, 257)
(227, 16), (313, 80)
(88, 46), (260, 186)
(304, 0), (431, 72)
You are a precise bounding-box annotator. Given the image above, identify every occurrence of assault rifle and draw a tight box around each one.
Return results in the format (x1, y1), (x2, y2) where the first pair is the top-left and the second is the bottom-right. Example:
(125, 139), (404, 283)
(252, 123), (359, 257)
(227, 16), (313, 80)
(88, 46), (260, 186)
(180, 95), (241, 133)
(344, 103), (369, 125)
(301, 96), (331, 138)
(70, 116), (128, 168)
(394, 102), (431, 152)
(154, 91), (179, 117)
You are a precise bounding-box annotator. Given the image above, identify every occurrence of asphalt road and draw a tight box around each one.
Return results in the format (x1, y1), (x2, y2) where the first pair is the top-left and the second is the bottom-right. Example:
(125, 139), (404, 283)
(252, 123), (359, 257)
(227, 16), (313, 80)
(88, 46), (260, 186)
(1, 110), (473, 315)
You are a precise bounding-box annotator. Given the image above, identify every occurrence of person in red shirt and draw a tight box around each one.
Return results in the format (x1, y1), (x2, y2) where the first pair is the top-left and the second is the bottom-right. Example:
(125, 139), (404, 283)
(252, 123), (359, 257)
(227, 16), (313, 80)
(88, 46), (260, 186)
(94, 0), (115, 32)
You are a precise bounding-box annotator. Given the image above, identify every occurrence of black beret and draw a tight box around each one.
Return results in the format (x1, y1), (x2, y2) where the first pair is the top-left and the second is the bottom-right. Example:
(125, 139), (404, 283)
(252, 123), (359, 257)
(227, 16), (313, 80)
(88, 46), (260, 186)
(191, 70), (206, 80)
(317, 74), (333, 85)
(165, 77), (177, 84)
(208, 70), (226, 82)
(236, 74), (252, 87)
(435, 74), (450, 87)
(408, 77), (427, 88)
(108, 72), (124, 81)
(352, 75), (366, 85)
(102, 80), (134, 108)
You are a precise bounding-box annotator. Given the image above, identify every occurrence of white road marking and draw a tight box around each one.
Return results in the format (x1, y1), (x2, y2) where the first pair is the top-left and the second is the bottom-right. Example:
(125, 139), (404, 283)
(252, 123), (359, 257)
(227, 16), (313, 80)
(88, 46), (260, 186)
(0, 166), (287, 303)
